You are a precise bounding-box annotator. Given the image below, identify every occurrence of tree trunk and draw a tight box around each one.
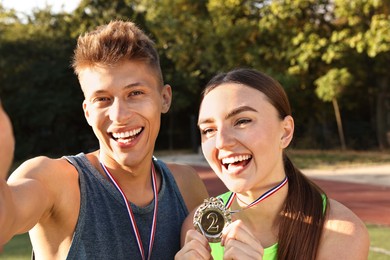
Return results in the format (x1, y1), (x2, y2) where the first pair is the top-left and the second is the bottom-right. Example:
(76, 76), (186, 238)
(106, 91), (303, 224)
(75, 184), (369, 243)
(332, 98), (347, 150)
(375, 76), (389, 150)
(376, 92), (386, 150)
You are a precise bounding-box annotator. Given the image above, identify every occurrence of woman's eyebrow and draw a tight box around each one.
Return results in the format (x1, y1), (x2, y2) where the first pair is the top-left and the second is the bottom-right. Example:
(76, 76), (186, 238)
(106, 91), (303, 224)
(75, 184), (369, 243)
(198, 106), (257, 126)
(225, 106), (257, 120)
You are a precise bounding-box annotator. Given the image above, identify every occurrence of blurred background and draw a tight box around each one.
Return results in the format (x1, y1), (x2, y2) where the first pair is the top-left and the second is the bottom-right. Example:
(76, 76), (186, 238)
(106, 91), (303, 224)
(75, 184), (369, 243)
(0, 0), (389, 161)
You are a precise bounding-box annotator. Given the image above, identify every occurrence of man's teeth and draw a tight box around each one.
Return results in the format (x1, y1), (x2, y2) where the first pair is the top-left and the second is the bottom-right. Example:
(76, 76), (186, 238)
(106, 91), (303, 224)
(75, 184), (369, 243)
(222, 155), (252, 165)
(112, 128), (142, 139)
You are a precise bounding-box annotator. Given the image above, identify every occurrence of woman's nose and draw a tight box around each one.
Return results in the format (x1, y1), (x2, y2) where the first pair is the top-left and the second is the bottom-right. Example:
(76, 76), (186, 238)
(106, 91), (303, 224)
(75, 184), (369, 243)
(215, 127), (235, 149)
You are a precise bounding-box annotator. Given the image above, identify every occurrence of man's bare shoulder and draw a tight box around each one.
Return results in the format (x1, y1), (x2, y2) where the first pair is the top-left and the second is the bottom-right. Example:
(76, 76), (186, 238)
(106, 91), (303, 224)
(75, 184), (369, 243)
(165, 162), (209, 212)
(165, 162), (198, 177)
(1, 154), (81, 247)
(8, 155), (81, 218)
(8, 155), (76, 183)
(318, 198), (370, 259)
(164, 162), (205, 191)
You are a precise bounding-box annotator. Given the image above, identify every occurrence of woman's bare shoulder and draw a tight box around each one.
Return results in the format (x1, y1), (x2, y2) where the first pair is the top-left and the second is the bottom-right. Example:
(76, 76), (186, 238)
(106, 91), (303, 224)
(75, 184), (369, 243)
(317, 198), (370, 260)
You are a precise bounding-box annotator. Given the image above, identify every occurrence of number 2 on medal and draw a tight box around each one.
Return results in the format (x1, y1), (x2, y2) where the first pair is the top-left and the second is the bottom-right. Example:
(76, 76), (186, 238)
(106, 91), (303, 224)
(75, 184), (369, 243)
(206, 212), (219, 232)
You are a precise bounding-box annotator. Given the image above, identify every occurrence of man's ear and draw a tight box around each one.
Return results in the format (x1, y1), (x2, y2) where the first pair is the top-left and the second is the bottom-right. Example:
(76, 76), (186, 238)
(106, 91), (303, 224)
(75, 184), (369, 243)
(280, 115), (294, 149)
(161, 84), (172, 114)
(82, 100), (92, 126)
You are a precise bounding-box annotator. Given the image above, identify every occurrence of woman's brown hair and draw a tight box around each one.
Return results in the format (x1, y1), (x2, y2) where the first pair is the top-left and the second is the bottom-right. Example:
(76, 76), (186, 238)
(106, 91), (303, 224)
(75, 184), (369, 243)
(201, 68), (328, 260)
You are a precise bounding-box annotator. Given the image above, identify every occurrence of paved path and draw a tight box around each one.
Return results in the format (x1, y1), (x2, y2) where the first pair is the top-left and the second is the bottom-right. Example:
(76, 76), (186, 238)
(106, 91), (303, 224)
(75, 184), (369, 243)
(159, 154), (390, 226)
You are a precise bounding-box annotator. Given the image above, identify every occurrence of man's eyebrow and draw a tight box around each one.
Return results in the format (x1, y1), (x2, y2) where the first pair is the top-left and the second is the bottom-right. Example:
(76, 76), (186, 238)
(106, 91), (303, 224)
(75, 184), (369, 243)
(198, 118), (214, 126)
(124, 82), (143, 89)
(198, 106), (257, 126)
(88, 82), (143, 97)
(92, 82), (142, 92)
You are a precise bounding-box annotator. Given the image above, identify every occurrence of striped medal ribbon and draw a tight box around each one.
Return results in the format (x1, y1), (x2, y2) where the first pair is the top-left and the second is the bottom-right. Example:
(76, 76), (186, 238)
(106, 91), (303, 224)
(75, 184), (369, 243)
(100, 162), (158, 260)
(226, 176), (288, 213)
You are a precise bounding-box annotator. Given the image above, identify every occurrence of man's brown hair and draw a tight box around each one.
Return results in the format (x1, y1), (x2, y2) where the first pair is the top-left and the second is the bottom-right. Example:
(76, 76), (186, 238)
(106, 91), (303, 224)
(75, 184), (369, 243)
(72, 20), (163, 85)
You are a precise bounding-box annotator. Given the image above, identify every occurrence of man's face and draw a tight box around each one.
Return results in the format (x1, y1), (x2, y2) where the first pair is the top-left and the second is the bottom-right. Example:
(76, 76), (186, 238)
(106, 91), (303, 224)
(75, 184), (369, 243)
(0, 104), (15, 178)
(78, 61), (171, 170)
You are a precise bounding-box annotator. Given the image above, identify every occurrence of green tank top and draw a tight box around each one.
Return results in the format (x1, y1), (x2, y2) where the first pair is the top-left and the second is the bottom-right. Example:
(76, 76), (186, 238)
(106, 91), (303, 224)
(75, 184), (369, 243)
(210, 192), (327, 260)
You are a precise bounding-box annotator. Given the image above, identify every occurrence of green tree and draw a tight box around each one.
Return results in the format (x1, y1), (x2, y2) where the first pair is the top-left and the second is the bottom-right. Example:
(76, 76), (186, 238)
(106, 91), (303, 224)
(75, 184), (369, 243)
(323, 0), (390, 149)
(1, 0), (389, 155)
(0, 7), (94, 160)
(315, 68), (352, 150)
(251, 0), (340, 147)
(71, 0), (146, 38)
(256, 0), (389, 149)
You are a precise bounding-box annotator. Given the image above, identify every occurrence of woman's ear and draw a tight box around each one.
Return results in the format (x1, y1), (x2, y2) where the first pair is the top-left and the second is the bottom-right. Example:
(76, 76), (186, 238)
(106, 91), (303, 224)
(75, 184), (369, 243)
(280, 115), (294, 149)
(161, 84), (172, 113)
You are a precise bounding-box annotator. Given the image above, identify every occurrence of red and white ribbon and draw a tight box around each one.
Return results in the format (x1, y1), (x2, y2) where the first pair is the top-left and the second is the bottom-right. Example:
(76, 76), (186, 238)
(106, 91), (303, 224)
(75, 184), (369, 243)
(100, 162), (158, 260)
(226, 176), (288, 213)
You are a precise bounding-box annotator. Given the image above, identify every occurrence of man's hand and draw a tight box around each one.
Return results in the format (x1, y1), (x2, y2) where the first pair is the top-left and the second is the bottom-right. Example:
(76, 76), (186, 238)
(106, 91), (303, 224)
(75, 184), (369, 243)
(0, 103), (15, 179)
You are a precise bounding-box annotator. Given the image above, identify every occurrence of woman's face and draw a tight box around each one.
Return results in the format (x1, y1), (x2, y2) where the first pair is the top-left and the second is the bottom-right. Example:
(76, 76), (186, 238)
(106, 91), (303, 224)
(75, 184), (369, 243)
(0, 104), (15, 178)
(198, 83), (293, 194)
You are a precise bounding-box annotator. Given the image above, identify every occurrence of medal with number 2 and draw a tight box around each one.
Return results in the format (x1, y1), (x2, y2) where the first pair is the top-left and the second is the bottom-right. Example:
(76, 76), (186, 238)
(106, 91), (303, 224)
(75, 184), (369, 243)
(193, 197), (232, 243)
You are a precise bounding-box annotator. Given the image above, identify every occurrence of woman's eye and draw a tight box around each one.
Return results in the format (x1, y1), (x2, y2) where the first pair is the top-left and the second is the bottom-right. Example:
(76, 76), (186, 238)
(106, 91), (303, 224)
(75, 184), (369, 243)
(235, 118), (251, 126)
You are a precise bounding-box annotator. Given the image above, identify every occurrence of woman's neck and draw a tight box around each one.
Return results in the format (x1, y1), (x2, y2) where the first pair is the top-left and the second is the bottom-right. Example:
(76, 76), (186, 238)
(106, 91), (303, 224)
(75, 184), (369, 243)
(231, 185), (288, 248)
(230, 183), (288, 247)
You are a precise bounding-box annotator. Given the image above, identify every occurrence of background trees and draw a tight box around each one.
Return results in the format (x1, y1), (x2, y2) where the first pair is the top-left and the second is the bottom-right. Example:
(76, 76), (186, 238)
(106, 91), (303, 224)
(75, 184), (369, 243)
(0, 0), (389, 161)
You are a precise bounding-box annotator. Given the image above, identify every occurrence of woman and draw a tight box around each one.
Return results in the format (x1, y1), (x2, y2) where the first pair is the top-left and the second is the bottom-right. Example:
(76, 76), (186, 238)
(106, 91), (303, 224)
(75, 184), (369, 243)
(176, 68), (369, 259)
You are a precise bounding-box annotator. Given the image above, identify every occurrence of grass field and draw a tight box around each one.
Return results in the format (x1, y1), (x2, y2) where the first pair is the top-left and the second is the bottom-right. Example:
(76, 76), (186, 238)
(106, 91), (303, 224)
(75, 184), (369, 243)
(286, 149), (390, 169)
(368, 225), (390, 260)
(2, 149), (390, 259)
(1, 233), (32, 259)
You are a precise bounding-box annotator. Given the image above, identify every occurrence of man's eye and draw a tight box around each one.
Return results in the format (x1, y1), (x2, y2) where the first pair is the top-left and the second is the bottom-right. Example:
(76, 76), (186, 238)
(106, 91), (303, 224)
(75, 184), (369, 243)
(201, 128), (215, 136)
(93, 97), (110, 103)
(129, 90), (143, 96)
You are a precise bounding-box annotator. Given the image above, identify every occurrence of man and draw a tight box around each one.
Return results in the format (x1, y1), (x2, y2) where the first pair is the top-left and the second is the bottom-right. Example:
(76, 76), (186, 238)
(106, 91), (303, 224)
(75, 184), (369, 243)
(0, 20), (208, 259)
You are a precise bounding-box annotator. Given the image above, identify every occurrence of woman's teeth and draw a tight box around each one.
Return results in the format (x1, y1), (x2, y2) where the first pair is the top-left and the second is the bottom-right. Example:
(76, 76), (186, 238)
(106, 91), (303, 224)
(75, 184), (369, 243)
(222, 155), (252, 165)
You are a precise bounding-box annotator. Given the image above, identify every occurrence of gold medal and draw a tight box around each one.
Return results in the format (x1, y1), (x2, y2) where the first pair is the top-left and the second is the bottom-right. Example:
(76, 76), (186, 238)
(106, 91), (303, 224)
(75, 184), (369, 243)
(193, 197), (232, 243)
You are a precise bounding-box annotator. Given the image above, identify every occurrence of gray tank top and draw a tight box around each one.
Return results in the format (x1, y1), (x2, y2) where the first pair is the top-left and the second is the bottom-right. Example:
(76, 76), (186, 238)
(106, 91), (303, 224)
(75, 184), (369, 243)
(64, 153), (188, 259)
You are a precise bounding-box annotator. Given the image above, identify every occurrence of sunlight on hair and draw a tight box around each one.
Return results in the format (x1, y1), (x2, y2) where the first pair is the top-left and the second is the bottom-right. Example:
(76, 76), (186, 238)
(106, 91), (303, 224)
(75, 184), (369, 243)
(282, 211), (315, 224)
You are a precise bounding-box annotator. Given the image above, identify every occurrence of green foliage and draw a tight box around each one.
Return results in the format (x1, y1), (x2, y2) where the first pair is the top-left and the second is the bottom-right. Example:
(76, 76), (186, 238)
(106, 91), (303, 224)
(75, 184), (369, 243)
(0, 8), (95, 159)
(71, 0), (146, 38)
(315, 68), (352, 102)
(141, 0), (214, 104)
(0, 0), (389, 159)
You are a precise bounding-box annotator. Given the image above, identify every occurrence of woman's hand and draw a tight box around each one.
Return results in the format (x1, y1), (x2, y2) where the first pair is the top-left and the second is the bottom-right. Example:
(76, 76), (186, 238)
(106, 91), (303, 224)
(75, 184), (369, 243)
(175, 229), (212, 260)
(221, 220), (264, 260)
